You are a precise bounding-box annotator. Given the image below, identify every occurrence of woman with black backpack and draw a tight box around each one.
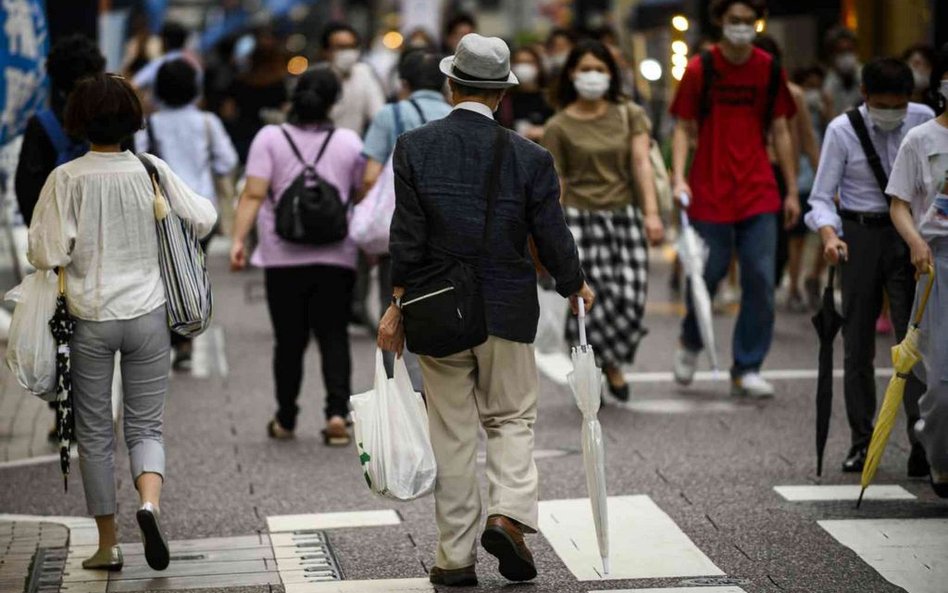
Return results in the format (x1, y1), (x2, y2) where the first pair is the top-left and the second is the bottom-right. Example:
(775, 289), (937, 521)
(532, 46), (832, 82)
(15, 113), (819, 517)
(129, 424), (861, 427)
(229, 66), (365, 446)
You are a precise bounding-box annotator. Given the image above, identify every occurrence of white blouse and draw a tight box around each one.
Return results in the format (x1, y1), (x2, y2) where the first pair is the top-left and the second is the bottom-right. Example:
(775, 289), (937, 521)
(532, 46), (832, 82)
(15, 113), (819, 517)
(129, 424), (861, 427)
(28, 151), (218, 322)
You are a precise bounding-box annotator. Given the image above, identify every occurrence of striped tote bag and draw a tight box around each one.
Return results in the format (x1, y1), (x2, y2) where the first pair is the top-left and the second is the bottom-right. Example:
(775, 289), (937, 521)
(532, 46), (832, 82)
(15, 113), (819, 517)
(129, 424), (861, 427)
(137, 155), (213, 338)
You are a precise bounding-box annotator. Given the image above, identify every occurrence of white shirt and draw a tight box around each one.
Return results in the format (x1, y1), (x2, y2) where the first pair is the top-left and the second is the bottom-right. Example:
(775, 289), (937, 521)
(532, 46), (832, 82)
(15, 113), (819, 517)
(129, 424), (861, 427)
(887, 118), (948, 242)
(134, 106), (238, 204)
(805, 102), (935, 235)
(328, 62), (386, 135)
(28, 151), (218, 321)
(454, 101), (495, 120)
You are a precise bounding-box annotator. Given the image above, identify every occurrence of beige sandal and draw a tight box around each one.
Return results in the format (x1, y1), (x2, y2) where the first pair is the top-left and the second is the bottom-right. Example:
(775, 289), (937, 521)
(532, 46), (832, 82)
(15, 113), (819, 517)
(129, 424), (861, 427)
(322, 416), (351, 447)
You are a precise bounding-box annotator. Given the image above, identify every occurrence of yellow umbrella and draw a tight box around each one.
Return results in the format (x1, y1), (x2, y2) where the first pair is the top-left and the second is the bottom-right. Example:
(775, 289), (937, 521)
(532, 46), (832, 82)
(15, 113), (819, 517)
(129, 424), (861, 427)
(857, 266), (936, 508)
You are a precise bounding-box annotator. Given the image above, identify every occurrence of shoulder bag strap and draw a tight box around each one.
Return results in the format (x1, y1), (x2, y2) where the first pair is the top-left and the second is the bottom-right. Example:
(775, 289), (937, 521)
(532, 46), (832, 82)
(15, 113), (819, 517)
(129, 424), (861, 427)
(146, 115), (159, 157)
(136, 153), (160, 185)
(393, 103), (405, 137)
(408, 98), (427, 124)
(845, 108), (890, 202)
(698, 50), (715, 125)
(481, 125), (509, 250)
(35, 109), (69, 155)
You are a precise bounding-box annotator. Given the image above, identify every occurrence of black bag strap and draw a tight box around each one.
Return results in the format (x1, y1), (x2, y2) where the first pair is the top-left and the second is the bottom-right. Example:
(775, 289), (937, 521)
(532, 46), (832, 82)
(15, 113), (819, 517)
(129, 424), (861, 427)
(845, 108), (890, 202)
(698, 50), (715, 124)
(481, 125), (508, 249)
(763, 55), (781, 130)
(136, 153), (160, 186)
(408, 99), (427, 124)
(279, 125), (336, 170)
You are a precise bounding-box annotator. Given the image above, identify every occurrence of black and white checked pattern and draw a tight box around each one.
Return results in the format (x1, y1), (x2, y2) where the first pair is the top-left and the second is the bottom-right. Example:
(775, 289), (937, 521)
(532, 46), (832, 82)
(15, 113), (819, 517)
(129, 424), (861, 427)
(49, 292), (76, 490)
(565, 204), (649, 368)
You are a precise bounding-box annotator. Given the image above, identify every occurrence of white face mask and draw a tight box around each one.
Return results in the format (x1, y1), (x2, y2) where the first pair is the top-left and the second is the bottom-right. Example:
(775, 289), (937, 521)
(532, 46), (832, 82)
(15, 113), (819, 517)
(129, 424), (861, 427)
(512, 63), (539, 86)
(332, 49), (360, 74)
(835, 52), (858, 74)
(804, 89), (822, 109)
(722, 23), (757, 47)
(547, 53), (568, 71)
(573, 71), (610, 101)
(868, 106), (907, 131)
(940, 80), (948, 103)
(912, 68), (930, 91)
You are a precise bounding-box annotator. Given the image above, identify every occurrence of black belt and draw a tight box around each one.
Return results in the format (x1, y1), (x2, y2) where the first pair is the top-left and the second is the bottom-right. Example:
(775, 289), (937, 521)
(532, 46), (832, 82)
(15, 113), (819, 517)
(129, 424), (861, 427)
(840, 210), (893, 227)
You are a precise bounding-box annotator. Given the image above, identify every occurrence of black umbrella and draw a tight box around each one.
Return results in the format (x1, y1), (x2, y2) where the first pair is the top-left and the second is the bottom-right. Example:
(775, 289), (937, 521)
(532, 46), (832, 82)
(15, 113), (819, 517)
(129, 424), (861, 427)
(812, 265), (843, 476)
(49, 270), (76, 491)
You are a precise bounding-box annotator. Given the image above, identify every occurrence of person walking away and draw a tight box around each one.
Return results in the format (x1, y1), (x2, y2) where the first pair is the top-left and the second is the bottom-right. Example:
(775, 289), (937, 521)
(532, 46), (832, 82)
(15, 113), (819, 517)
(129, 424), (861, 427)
(888, 46), (948, 497)
(131, 22), (201, 104)
(543, 40), (664, 404)
(360, 49), (450, 390)
(28, 74), (217, 571)
(378, 33), (592, 586)
(823, 27), (862, 117)
(670, 0), (800, 397)
(321, 23), (386, 136)
(135, 59), (239, 371)
(498, 47), (554, 142)
(229, 67), (365, 446)
(808, 58), (936, 474)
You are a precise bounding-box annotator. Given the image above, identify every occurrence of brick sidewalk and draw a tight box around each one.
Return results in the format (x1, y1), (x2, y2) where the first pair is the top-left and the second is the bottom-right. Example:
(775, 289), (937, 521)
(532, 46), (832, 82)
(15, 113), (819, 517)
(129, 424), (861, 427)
(0, 520), (69, 593)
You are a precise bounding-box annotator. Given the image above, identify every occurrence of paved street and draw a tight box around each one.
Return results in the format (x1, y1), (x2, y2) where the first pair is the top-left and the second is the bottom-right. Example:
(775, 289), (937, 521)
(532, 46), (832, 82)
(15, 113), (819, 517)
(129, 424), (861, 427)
(1, 246), (946, 593)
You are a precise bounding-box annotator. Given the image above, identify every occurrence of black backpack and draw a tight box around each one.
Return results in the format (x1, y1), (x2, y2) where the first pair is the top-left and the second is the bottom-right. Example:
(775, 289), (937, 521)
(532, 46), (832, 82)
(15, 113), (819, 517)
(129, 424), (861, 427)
(698, 49), (782, 141)
(271, 126), (348, 245)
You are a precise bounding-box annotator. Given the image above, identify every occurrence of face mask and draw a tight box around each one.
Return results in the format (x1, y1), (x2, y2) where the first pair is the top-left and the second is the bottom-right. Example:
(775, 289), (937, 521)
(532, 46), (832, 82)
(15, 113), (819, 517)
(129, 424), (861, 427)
(804, 89), (822, 109)
(940, 80), (948, 103)
(332, 49), (360, 74)
(722, 23), (757, 47)
(547, 53), (568, 71)
(573, 71), (610, 101)
(512, 63), (538, 86)
(912, 68), (930, 91)
(835, 52), (858, 74)
(868, 106), (907, 131)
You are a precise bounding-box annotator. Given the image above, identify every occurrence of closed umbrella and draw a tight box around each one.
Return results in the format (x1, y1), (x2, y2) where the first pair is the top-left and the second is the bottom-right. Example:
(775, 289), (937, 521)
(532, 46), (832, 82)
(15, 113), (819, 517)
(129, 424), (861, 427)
(678, 195), (720, 372)
(567, 298), (609, 575)
(49, 269), (76, 491)
(858, 267), (935, 508)
(812, 265), (843, 476)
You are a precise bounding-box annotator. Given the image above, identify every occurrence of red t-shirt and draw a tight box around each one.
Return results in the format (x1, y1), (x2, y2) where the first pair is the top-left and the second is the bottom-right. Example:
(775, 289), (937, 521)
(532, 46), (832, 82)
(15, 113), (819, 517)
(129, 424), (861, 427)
(670, 46), (796, 223)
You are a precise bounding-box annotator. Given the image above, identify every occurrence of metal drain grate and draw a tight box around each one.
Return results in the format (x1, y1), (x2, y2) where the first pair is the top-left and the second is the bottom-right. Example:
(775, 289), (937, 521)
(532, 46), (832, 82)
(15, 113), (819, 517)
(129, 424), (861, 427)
(27, 547), (68, 593)
(271, 529), (344, 584)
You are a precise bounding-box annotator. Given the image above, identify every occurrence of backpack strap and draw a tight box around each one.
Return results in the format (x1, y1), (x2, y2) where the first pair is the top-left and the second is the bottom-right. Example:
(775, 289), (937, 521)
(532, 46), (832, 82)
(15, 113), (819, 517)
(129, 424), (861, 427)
(146, 115), (159, 158)
(698, 50), (716, 125)
(280, 125), (309, 168)
(393, 103), (405, 138)
(280, 125), (335, 169)
(845, 108), (890, 202)
(408, 98), (427, 124)
(313, 128), (336, 166)
(763, 55), (782, 131)
(35, 109), (71, 162)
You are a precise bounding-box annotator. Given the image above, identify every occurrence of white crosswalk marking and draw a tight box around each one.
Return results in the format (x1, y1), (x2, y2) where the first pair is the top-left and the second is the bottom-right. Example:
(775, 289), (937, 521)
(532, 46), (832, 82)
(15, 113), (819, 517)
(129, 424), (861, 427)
(283, 579), (432, 593)
(538, 496), (724, 581)
(774, 485), (916, 502)
(819, 519), (948, 593)
(589, 589), (746, 593)
(267, 510), (401, 532)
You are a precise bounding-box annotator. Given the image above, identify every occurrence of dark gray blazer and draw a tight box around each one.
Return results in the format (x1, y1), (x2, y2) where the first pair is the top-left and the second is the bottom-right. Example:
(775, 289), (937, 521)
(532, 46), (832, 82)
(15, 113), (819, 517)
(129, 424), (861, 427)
(390, 108), (585, 344)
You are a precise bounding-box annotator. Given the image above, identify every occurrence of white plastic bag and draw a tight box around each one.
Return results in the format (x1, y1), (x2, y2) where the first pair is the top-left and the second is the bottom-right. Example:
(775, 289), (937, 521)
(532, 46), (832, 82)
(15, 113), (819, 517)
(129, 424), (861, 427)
(5, 270), (58, 399)
(351, 349), (436, 500)
(350, 155), (396, 256)
(535, 284), (568, 354)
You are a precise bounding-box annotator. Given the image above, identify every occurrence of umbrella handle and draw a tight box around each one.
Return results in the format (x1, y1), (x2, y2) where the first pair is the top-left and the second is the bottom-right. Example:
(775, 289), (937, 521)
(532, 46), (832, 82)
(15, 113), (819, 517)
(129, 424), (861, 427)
(913, 265), (936, 326)
(678, 193), (691, 229)
(57, 267), (65, 296)
(578, 297), (587, 347)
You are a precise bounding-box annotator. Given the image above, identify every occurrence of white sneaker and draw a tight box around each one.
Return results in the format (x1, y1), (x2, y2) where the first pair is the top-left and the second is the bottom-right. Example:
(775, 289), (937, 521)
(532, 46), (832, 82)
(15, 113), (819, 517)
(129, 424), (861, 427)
(732, 372), (775, 398)
(673, 346), (699, 386)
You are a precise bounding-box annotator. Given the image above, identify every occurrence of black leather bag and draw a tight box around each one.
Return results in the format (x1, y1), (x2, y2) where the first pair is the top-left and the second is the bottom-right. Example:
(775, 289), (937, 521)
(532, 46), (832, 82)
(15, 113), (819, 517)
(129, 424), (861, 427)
(271, 126), (348, 245)
(401, 126), (508, 358)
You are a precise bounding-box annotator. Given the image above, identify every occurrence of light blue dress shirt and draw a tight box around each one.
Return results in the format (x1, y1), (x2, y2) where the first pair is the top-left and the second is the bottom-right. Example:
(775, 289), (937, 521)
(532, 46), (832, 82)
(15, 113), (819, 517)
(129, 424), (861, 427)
(805, 102), (935, 235)
(361, 90), (452, 164)
(134, 105), (238, 205)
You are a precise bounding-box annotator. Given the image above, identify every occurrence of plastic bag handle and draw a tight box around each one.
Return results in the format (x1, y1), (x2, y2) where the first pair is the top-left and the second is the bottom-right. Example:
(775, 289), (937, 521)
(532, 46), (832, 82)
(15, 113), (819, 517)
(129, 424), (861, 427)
(578, 297), (587, 347)
(679, 192), (691, 229)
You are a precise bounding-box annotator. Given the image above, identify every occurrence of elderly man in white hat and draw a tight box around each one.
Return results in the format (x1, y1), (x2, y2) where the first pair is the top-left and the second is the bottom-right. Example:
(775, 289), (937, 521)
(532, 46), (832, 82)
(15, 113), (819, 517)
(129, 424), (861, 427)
(378, 33), (594, 586)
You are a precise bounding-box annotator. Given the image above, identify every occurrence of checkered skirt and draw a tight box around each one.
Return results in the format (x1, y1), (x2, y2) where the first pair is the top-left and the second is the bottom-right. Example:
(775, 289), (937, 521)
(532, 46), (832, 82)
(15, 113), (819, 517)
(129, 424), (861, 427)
(564, 204), (649, 367)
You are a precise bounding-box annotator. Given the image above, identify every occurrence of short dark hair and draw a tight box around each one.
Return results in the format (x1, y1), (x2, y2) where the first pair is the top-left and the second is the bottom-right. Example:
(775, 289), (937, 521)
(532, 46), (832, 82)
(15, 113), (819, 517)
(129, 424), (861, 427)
(321, 23), (360, 50)
(444, 13), (476, 37)
(902, 43), (936, 68)
(555, 39), (623, 108)
(862, 57), (914, 97)
(710, 0), (768, 21)
(448, 80), (504, 102)
(161, 21), (188, 52)
(932, 43), (948, 113)
(64, 74), (143, 144)
(155, 59), (199, 107)
(289, 66), (341, 124)
(546, 28), (576, 49)
(46, 34), (105, 95)
(398, 50), (445, 92)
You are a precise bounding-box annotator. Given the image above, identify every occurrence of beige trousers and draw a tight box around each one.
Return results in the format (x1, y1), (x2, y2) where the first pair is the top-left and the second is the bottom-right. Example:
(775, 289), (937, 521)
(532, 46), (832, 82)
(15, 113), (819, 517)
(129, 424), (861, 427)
(419, 336), (539, 570)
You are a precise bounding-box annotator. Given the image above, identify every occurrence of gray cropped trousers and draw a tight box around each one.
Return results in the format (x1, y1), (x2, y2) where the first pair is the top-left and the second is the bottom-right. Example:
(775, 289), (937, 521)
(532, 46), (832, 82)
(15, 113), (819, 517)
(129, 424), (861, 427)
(72, 306), (170, 516)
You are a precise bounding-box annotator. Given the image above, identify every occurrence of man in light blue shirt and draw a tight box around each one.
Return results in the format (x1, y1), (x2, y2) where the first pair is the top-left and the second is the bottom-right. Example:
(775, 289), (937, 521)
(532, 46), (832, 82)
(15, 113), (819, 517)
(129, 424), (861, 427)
(806, 58), (935, 475)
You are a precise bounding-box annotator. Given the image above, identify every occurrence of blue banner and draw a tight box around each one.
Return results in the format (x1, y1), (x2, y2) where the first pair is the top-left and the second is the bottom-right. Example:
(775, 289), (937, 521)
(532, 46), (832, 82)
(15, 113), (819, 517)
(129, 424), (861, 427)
(0, 0), (48, 147)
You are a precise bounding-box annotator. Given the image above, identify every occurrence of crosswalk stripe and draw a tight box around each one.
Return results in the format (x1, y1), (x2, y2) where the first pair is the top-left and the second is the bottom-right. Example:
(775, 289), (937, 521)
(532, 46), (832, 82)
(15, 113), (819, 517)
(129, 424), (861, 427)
(774, 485), (915, 502)
(283, 578), (432, 593)
(267, 510), (401, 533)
(819, 519), (948, 593)
(589, 588), (747, 593)
(538, 496), (723, 581)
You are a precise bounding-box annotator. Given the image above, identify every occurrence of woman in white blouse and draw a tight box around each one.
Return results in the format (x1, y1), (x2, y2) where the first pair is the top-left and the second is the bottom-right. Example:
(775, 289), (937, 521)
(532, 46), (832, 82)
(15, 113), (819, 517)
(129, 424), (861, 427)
(28, 74), (217, 571)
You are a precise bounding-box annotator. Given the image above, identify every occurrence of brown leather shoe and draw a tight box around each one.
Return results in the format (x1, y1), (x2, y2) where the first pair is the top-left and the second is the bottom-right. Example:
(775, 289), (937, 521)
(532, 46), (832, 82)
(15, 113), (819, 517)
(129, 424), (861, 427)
(429, 565), (477, 586)
(481, 515), (537, 581)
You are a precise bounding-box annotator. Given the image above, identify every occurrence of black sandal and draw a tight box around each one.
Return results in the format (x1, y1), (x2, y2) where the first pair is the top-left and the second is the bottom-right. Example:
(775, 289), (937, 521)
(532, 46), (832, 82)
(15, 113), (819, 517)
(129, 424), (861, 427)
(267, 419), (294, 440)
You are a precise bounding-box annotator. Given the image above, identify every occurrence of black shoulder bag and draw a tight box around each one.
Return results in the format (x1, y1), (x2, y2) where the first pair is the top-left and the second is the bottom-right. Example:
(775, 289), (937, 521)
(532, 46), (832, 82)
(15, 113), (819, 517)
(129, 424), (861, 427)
(271, 126), (348, 245)
(845, 109), (890, 202)
(400, 126), (508, 358)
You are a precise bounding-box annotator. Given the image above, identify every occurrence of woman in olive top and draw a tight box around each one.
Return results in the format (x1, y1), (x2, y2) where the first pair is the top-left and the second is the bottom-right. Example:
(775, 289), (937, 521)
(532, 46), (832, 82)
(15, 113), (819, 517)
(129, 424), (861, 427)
(543, 40), (664, 403)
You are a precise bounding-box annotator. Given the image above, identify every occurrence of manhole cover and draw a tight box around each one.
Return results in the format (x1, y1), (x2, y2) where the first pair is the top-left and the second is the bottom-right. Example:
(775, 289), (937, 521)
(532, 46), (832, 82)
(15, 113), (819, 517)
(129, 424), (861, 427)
(680, 576), (752, 586)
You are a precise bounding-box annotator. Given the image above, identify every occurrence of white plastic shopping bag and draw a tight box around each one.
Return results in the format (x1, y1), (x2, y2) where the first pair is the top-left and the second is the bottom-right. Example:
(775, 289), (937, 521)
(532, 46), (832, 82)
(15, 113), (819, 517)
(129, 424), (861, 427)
(351, 349), (436, 500)
(535, 284), (568, 354)
(350, 155), (396, 256)
(5, 270), (59, 399)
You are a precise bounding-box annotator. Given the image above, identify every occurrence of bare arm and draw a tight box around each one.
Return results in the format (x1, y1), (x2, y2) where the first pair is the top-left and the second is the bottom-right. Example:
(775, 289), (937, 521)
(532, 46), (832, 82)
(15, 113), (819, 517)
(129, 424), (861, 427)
(671, 118), (696, 200)
(631, 132), (664, 245)
(229, 176), (268, 270)
(772, 116), (800, 228)
(890, 198), (932, 275)
(795, 97), (821, 170)
(360, 159), (385, 200)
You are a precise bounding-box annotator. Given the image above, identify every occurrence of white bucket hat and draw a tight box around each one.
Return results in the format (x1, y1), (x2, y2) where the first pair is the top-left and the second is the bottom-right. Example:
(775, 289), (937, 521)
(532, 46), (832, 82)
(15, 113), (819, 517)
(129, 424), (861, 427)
(439, 33), (519, 89)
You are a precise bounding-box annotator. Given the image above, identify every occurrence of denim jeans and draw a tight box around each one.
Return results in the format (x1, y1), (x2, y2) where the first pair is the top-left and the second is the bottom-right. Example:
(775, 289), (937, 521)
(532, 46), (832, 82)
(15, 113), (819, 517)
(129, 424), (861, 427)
(681, 213), (778, 376)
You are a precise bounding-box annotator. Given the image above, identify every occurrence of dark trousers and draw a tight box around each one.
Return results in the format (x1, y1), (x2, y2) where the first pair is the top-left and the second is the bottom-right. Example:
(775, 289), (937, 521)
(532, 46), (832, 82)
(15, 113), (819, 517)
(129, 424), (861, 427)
(840, 220), (923, 450)
(265, 264), (356, 427)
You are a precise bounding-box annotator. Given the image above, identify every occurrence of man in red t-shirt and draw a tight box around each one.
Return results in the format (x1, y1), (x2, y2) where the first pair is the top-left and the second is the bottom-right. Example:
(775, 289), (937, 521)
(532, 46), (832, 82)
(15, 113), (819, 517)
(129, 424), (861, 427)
(670, 0), (799, 398)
